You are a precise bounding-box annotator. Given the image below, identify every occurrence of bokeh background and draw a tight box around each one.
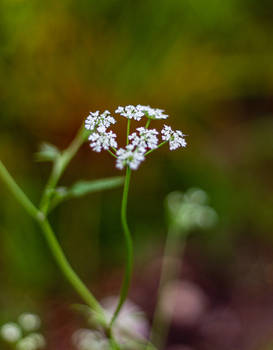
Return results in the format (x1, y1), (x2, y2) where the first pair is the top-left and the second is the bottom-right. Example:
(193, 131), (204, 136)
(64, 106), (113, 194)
(1, 0), (273, 349)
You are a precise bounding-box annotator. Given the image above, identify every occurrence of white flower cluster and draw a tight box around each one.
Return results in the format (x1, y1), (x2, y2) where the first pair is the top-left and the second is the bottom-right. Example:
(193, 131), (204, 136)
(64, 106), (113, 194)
(161, 125), (187, 150)
(166, 188), (218, 231)
(84, 105), (187, 170)
(0, 313), (45, 350)
(116, 145), (145, 170)
(85, 110), (117, 153)
(129, 127), (159, 150)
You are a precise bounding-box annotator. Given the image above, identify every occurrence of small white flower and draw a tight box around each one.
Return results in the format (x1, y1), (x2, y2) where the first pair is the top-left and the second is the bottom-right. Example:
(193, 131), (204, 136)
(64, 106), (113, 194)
(115, 105), (144, 121)
(116, 145), (145, 170)
(16, 333), (45, 350)
(136, 105), (168, 119)
(85, 110), (116, 132)
(129, 127), (158, 150)
(88, 130), (117, 152)
(73, 329), (108, 350)
(161, 125), (187, 150)
(101, 297), (149, 343)
(0, 323), (22, 343)
(18, 313), (41, 332)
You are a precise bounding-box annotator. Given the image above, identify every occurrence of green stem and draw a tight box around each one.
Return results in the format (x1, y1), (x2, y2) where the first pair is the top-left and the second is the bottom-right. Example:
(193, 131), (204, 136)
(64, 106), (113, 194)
(145, 119), (151, 128)
(38, 218), (106, 325)
(108, 149), (118, 159)
(110, 166), (133, 326)
(0, 161), (41, 220)
(126, 119), (131, 145)
(145, 141), (167, 156)
(0, 160), (106, 326)
(40, 126), (86, 215)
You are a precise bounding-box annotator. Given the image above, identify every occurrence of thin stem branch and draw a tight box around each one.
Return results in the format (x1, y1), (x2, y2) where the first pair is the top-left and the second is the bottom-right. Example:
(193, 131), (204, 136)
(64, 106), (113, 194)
(110, 166), (133, 327)
(40, 126), (86, 215)
(126, 119), (131, 145)
(108, 149), (118, 159)
(145, 141), (167, 156)
(145, 119), (151, 128)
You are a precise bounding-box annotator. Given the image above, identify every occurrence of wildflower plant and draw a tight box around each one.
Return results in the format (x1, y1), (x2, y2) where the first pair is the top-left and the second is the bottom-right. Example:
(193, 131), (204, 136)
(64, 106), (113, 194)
(0, 104), (187, 349)
(83, 105), (187, 328)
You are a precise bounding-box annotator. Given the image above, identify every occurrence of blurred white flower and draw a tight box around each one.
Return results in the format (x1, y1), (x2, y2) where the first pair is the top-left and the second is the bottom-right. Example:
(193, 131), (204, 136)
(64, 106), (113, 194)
(116, 145), (146, 170)
(101, 297), (149, 343)
(0, 322), (22, 343)
(166, 188), (218, 231)
(136, 105), (168, 119)
(18, 313), (41, 332)
(73, 329), (109, 350)
(115, 105), (144, 121)
(161, 125), (187, 150)
(88, 130), (117, 152)
(16, 333), (45, 350)
(160, 280), (208, 327)
(85, 110), (116, 132)
(129, 127), (159, 150)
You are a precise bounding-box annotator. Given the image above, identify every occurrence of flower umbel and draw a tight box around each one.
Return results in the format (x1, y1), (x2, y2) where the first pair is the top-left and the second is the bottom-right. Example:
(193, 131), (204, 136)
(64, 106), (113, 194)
(85, 110), (116, 132)
(129, 127), (159, 150)
(115, 105), (144, 121)
(116, 145), (146, 170)
(137, 105), (168, 119)
(161, 125), (187, 150)
(85, 106), (187, 170)
(88, 130), (117, 152)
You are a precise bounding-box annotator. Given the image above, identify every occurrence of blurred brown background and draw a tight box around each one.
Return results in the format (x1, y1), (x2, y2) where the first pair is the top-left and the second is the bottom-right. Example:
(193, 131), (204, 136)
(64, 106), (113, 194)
(0, 1), (273, 349)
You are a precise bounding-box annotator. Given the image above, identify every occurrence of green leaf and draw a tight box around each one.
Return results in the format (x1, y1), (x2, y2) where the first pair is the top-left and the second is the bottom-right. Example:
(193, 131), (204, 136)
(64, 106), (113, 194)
(35, 142), (61, 162)
(69, 177), (124, 197)
(49, 176), (124, 211)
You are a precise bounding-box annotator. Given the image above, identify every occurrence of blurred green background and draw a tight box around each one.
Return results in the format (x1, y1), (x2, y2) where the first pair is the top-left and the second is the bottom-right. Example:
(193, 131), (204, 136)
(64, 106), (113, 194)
(1, 0), (273, 349)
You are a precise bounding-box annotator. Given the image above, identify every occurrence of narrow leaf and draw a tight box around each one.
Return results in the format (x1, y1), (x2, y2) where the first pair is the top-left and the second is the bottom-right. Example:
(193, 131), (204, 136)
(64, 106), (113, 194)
(35, 142), (61, 162)
(69, 176), (124, 197)
(49, 176), (124, 211)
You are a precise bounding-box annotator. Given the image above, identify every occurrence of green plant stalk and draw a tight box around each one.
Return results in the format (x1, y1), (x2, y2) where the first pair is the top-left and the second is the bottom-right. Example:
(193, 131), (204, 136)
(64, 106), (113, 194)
(0, 160), (106, 326)
(145, 118), (151, 128)
(145, 141), (167, 156)
(0, 161), (40, 220)
(40, 126), (86, 215)
(39, 218), (106, 324)
(110, 165), (133, 327)
(126, 119), (131, 145)
(149, 228), (185, 350)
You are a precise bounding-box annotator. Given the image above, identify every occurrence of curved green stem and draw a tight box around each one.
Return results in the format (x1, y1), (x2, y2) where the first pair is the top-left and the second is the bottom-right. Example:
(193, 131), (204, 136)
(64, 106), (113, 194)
(0, 160), (106, 326)
(39, 218), (106, 325)
(0, 161), (40, 220)
(110, 166), (133, 326)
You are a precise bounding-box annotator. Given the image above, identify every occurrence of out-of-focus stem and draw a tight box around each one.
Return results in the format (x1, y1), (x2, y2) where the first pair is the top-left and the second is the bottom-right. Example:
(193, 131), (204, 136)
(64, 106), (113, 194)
(149, 228), (185, 350)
